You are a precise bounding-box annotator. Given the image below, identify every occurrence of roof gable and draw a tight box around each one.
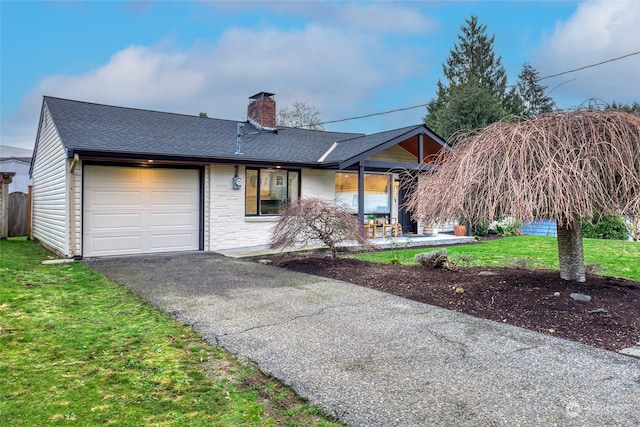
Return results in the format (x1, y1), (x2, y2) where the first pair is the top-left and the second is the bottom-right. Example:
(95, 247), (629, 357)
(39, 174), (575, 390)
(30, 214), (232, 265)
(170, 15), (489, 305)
(322, 125), (448, 169)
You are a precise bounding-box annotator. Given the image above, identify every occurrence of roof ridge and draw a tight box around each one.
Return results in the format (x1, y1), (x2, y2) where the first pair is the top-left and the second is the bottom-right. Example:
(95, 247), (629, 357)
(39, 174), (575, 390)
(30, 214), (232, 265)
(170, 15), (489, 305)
(43, 96), (247, 125)
(335, 124), (423, 143)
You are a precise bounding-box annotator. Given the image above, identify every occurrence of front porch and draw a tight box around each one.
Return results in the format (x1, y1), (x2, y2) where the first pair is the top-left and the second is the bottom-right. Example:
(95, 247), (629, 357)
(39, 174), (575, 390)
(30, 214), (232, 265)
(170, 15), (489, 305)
(218, 233), (475, 259)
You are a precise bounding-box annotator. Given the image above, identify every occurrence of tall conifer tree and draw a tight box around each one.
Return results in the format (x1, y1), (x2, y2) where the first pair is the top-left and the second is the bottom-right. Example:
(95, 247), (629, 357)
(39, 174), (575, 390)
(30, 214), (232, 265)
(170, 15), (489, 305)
(516, 63), (556, 117)
(425, 16), (520, 142)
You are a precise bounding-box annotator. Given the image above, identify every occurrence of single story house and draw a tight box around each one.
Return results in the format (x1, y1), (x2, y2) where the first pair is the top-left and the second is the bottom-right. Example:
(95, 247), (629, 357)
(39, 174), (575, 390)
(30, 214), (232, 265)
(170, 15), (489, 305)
(30, 92), (449, 258)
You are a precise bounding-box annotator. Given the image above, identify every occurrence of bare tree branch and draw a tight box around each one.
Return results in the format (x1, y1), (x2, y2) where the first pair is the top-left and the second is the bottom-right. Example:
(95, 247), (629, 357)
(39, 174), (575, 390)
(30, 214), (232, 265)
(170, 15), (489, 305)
(269, 198), (370, 258)
(407, 108), (640, 226)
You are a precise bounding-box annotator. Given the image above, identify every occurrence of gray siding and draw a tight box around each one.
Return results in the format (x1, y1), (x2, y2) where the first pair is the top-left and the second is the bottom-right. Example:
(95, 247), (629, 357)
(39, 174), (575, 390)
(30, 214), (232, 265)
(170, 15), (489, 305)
(31, 107), (69, 256)
(0, 159), (32, 194)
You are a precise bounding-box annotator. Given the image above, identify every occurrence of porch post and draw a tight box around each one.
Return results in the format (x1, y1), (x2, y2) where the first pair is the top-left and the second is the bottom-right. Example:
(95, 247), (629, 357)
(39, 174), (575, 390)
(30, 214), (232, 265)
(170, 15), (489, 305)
(357, 161), (365, 227)
(418, 134), (424, 163)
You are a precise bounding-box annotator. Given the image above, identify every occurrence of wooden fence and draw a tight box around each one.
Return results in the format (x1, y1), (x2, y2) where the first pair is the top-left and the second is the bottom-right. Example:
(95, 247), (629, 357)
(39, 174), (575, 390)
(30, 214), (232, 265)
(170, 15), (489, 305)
(8, 191), (29, 237)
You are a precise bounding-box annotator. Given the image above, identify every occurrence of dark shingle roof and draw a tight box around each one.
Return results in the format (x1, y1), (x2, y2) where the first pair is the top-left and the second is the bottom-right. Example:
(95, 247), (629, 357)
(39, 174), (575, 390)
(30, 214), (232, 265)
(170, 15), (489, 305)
(322, 125), (425, 164)
(42, 97), (442, 167)
(0, 157), (32, 163)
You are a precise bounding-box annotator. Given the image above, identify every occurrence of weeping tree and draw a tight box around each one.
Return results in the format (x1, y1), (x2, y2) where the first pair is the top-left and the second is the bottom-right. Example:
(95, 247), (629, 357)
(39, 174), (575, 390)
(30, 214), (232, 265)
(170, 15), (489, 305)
(406, 107), (640, 282)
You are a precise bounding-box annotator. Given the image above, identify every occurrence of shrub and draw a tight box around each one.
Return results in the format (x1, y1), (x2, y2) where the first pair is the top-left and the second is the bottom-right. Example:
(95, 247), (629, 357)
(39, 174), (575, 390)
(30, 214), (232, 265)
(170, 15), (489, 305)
(415, 249), (450, 269)
(581, 214), (630, 240)
(471, 220), (491, 236)
(269, 198), (370, 259)
(494, 218), (523, 236)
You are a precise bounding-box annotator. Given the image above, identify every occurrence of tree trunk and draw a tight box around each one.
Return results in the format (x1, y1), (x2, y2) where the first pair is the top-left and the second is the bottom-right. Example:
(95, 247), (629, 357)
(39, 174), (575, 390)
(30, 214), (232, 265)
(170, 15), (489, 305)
(556, 220), (586, 282)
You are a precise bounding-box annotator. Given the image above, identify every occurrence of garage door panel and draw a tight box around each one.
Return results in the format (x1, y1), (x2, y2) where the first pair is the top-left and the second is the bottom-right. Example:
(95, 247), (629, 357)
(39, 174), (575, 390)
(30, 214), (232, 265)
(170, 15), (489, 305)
(151, 212), (196, 227)
(90, 235), (142, 254)
(91, 190), (142, 207)
(92, 213), (143, 229)
(150, 233), (199, 250)
(150, 191), (197, 206)
(150, 169), (195, 186)
(84, 166), (200, 256)
(91, 166), (143, 185)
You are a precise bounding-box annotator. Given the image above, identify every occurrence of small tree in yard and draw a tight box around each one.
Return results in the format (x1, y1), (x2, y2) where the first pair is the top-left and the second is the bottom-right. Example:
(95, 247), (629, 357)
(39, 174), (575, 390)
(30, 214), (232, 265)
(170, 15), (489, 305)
(406, 107), (640, 282)
(270, 198), (369, 259)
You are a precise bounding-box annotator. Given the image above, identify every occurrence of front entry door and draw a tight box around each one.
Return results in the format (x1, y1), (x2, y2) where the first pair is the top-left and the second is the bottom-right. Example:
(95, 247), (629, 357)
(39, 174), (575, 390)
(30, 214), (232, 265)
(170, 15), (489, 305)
(397, 179), (417, 234)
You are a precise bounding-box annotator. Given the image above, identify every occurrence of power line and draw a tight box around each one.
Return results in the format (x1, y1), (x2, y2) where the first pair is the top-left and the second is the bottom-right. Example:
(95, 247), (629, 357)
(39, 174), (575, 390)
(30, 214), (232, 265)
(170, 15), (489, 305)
(288, 51), (640, 129)
(547, 78), (576, 95)
(316, 103), (429, 126)
(536, 51), (640, 82)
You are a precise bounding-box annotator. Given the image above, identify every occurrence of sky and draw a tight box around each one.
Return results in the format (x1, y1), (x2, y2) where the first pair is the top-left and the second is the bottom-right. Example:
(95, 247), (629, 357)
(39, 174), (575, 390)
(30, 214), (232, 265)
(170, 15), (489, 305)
(2, 0), (639, 151)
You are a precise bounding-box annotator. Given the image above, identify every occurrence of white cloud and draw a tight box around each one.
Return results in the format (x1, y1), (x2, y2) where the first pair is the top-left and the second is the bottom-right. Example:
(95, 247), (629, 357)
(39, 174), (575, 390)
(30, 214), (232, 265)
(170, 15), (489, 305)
(209, 1), (438, 35)
(336, 2), (438, 35)
(535, 0), (640, 106)
(2, 22), (425, 149)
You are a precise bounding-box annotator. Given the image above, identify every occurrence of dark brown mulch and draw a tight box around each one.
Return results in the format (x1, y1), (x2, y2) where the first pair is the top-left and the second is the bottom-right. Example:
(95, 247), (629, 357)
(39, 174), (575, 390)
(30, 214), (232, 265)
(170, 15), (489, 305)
(271, 255), (640, 352)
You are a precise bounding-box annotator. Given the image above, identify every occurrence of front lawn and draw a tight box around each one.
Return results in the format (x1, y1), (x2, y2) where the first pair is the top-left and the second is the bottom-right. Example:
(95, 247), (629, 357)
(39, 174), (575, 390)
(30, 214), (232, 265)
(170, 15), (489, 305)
(356, 235), (640, 282)
(0, 239), (341, 426)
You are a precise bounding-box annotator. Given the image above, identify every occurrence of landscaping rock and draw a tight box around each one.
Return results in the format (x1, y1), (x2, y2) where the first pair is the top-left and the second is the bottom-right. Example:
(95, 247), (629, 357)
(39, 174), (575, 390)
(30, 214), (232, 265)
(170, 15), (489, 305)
(619, 345), (640, 359)
(258, 259), (273, 265)
(570, 293), (592, 302)
(478, 271), (498, 276)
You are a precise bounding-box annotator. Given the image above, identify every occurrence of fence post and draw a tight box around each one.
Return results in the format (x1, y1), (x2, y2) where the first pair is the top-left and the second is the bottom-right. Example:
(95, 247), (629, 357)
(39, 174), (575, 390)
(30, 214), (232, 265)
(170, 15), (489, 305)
(1, 173), (14, 239)
(27, 185), (33, 239)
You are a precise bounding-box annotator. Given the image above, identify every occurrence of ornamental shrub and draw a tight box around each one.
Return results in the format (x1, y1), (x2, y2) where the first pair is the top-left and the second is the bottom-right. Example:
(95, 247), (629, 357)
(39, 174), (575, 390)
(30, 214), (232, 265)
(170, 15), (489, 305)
(471, 220), (491, 236)
(270, 198), (370, 258)
(581, 214), (630, 240)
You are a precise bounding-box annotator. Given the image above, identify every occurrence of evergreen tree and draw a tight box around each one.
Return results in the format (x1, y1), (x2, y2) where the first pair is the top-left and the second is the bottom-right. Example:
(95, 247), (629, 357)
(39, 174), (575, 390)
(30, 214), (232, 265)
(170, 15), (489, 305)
(425, 16), (519, 142)
(516, 63), (555, 117)
(607, 101), (640, 113)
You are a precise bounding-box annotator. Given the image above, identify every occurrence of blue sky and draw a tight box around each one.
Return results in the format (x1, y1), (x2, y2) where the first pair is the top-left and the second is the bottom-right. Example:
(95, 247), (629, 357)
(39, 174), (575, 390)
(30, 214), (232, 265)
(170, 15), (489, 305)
(2, 1), (639, 150)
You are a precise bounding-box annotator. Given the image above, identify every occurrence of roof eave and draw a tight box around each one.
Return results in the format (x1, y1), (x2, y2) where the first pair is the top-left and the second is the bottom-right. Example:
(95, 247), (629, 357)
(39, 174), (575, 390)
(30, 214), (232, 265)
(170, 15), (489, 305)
(70, 149), (331, 169)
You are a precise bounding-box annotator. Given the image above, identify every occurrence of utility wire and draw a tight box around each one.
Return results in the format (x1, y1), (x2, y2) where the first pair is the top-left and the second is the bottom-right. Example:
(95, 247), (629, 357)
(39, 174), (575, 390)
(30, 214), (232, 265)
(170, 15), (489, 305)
(285, 50), (639, 129)
(536, 51), (640, 81)
(316, 103), (429, 126)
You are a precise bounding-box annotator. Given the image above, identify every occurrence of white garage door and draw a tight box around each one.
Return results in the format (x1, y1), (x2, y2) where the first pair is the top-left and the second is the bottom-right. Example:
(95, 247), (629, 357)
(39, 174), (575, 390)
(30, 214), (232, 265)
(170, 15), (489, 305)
(83, 165), (200, 257)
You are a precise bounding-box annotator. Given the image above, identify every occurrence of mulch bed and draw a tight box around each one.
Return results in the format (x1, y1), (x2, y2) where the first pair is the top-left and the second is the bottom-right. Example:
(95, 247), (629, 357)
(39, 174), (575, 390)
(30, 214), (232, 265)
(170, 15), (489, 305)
(270, 255), (640, 352)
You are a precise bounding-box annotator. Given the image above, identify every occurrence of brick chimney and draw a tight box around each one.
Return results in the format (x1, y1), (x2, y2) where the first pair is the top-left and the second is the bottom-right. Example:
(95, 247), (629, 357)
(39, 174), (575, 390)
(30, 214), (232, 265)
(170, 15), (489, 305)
(247, 92), (276, 128)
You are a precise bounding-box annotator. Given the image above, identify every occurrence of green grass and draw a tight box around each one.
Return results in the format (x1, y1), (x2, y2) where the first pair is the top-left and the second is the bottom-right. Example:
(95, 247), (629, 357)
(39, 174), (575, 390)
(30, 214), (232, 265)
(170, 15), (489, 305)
(0, 239), (342, 427)
(357, 235), (640, 282)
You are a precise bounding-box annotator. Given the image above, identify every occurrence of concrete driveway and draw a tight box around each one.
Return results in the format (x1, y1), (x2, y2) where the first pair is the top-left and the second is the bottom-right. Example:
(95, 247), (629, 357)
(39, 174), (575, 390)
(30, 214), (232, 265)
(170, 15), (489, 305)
(87, 252), (640, 427)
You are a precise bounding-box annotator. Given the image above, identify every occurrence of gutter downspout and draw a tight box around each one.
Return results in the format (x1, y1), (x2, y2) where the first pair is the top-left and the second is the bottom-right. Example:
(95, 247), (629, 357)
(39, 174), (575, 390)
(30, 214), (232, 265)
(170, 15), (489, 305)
(69, 154), (79, 258)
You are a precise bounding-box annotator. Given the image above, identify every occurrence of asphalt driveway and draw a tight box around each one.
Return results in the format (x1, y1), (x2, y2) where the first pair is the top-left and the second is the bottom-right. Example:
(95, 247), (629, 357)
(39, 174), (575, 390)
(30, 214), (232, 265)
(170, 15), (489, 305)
(87, 252), (640, 427)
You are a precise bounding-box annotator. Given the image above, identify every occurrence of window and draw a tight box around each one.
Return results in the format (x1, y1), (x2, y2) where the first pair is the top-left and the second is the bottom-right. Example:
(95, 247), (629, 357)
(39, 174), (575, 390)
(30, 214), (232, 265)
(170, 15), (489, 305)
(245, 168), (300, 215)
(334, 172), (391, 213)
